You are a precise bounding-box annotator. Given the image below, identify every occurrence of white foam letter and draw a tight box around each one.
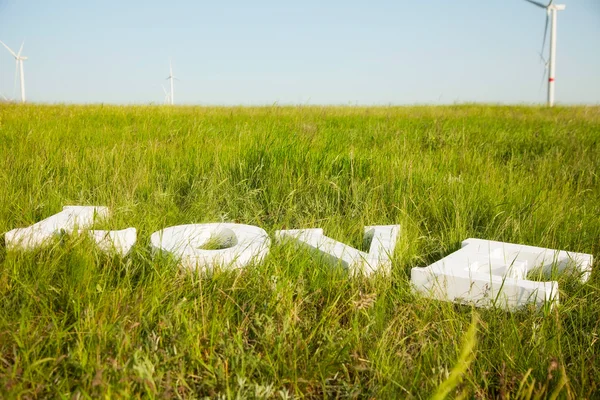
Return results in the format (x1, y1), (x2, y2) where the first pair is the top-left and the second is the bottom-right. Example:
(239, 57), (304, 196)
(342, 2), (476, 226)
(275, 225), (400, 276)
(83, 228), (137, 256)
(5, 206), (109, 250)
(150, 223), (270, 272)
(411, 238), (593, 310)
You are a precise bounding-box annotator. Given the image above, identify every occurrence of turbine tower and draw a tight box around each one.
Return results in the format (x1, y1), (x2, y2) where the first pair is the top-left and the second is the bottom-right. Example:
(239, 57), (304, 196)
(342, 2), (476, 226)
(0, 40), (27, 103)
(166, 60), (175, 105)
(524, 0), (565, 107)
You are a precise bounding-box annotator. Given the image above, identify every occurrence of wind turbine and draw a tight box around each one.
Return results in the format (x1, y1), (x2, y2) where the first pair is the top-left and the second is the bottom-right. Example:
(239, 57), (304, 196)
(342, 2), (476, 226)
(166, 60), (176, 105)
(0, 40), (27, 103)
(524, 0), (565, 107)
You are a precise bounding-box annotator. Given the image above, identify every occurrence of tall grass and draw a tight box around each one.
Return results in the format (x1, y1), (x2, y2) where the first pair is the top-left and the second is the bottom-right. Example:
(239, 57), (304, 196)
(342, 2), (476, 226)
(0, 104), (599, 398)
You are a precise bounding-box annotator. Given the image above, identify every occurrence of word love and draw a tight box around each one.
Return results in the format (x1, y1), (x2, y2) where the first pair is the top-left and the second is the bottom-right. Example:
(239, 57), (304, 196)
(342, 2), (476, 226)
(4, 206), (593, 311)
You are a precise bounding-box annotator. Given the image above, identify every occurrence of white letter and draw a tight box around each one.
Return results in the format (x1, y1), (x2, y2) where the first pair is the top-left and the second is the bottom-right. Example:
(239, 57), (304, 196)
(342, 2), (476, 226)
(411, 238), (593, 310)
(275, 225), (400, 276)
(83, 228), (137, 257)
(150, 223), (270, 272)
(5, 206), (109, 251)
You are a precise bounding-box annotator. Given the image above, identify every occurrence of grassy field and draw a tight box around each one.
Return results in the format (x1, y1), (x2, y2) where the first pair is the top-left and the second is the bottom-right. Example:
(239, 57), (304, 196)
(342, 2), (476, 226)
(0, 104), (599, 398)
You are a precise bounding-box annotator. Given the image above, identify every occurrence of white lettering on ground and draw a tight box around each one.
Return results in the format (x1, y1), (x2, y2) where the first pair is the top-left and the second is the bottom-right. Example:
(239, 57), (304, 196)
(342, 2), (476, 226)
(82, 228), (137, 256)
(5, 206), (109, 251)
(275, 225), (400, 276)
(411, 238), (594, 310)
(150, 223), (270, 272)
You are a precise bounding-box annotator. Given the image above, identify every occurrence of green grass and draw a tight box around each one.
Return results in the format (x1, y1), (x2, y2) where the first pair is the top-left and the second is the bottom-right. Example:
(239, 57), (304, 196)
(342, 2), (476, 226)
(0, 104), (599, 398)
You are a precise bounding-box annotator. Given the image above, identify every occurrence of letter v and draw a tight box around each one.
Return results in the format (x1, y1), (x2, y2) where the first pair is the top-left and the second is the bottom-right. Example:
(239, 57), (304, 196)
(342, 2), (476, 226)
(275, 225), (400, 276)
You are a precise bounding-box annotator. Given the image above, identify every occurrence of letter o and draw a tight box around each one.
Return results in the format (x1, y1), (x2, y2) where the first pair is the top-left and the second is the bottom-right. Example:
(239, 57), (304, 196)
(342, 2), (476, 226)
(150, 223), (270, 272)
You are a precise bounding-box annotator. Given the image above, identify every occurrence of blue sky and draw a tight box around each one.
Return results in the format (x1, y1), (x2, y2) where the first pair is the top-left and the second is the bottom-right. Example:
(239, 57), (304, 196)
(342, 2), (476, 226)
(0, 0), (598, 105)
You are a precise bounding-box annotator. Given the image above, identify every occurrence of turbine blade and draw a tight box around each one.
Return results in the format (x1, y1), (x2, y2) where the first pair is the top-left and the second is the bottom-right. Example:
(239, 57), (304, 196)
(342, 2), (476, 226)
(538, 59), (549, 94)
(0, 40), (18, 58)
(540, 12), (549, 58)
(17, 41), (24, 57)
(524, 0), (547, 8)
